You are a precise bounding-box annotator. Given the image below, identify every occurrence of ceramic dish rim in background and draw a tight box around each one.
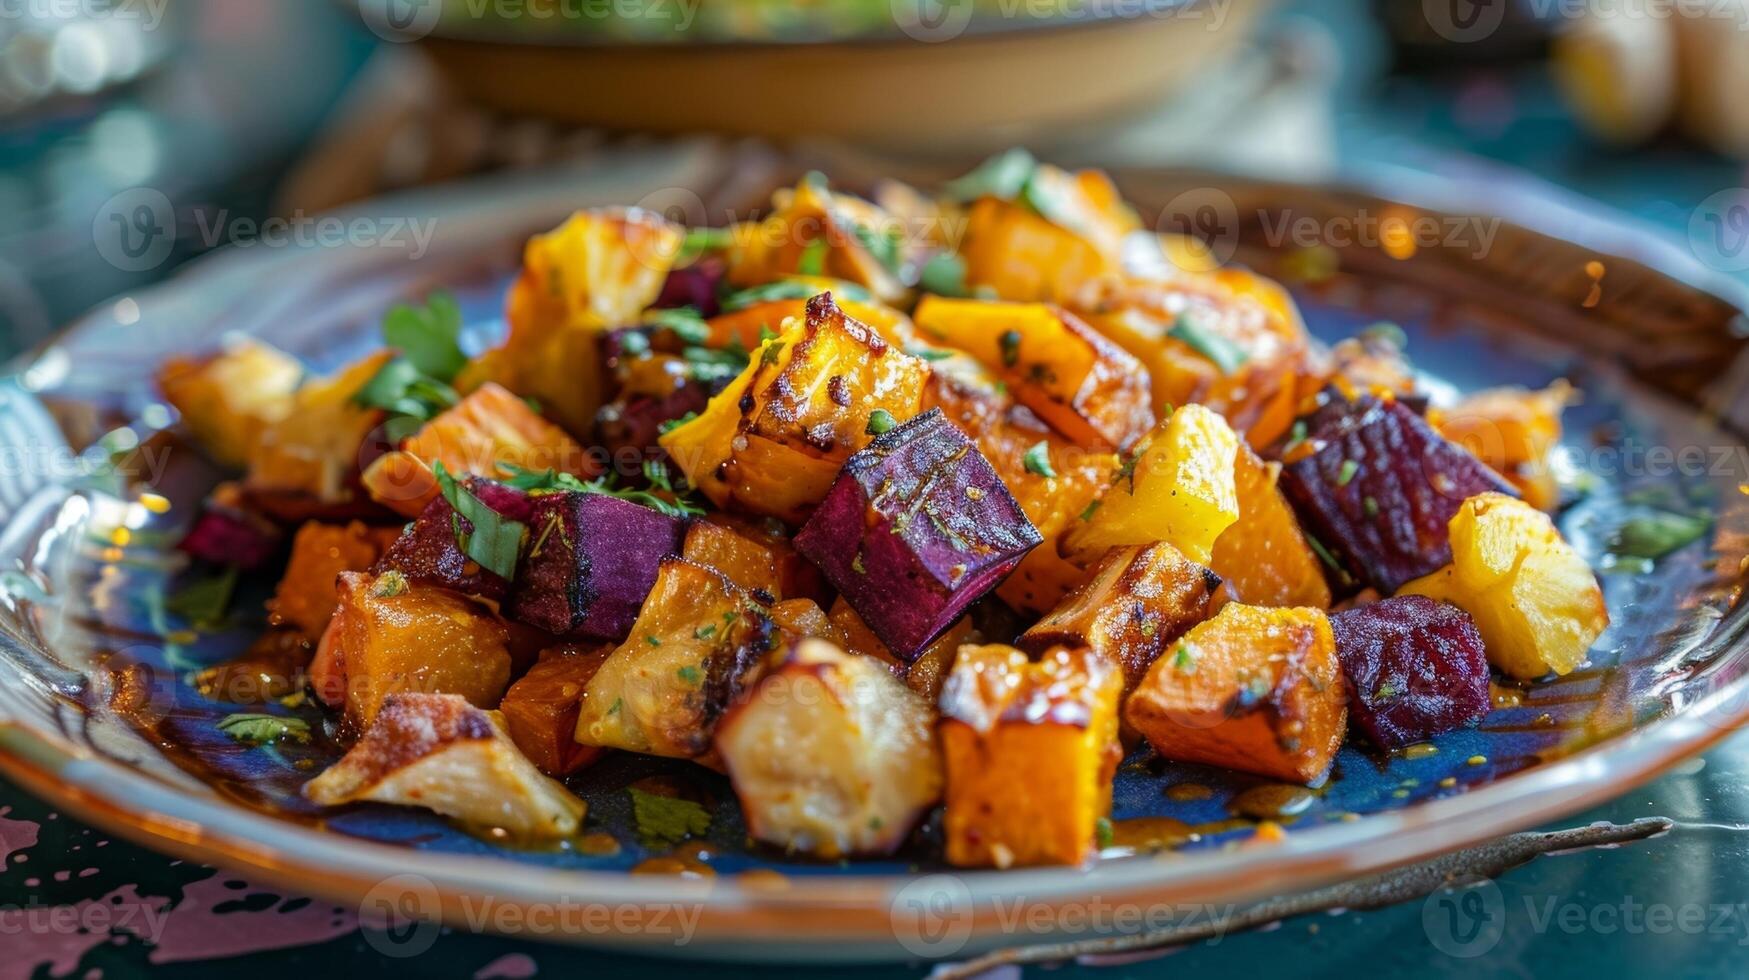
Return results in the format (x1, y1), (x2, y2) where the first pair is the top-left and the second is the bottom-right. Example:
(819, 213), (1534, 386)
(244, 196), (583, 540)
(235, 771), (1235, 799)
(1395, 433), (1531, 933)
(3, 145), (1748, 960)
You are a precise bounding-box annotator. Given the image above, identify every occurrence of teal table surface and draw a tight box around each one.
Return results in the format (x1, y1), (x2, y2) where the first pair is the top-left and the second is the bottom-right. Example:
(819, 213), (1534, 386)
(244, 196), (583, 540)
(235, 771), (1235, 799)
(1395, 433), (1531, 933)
(8, 2), (1749, 978)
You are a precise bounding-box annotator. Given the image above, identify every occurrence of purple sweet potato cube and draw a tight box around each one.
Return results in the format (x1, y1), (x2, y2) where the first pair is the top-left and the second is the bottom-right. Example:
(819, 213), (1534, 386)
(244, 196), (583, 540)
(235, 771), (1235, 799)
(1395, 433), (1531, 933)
(1330, 595), (1490, 749)
(1279, 397), (1513, 593)
(376, 489), (518, 604)
(506, 491), (685, 641)
(793, 409), (1042, 661)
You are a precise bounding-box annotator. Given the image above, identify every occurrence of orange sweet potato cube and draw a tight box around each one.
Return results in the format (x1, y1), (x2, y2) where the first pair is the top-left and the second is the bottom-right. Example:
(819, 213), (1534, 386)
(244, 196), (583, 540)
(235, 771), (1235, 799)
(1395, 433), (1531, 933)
(827, 596), (973, 703)
(326, 571), (513, 731)
(681, 516), (828, 603)
(1123, 603), (1344, 785)
(269, 521), (402, 640)
(1019, 542), (1222, 693)
(939, 644), (1123, 868)
(499, 645), (613, 777)
(361, 382), (597, 517)
(1208, 444), (1333, 609)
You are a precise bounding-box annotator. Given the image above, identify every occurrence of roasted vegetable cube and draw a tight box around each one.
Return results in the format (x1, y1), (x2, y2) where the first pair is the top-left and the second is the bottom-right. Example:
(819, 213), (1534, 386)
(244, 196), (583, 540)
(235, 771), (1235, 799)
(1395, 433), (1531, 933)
(1020, 542), (1222, 692)
(322, 571), (513, 730)
(716, 638), (943, 859)
(158, 339), (303, 469)
(246, 352), (392, 509)
(1124, 603), (1345, 784)
(1330, 595), (1489, 748)
(574, 558), (774, 759)
(956, 165), (1132, 303)
(1278, 397), (1514, 594)
(507, 491), (686, 640)
(1400, 492), (1608, 679)
(375, 485), (525, 605)
(923, 351), (1119, 614)
(827, 596), (974, 703)
(178, 483), (284, 570)
(1063, 404), (1242, 566)
(794, 408), (1041, 661)
(660, 293), (931, 523)
(1433, 382), (1572, 511)
(305, 693), (584, 838)
(726, 177), (910, 305)
(1209, 443), (1333, 609)
(499, 646), (613, 777)
(681, 516), (828, 603)
(270, 521), (402, 640)
(458, 208), (682, 434)
(362, 382), (597, 518)
(939, 644), (1124, 868)
(913, 296), (1153, 451)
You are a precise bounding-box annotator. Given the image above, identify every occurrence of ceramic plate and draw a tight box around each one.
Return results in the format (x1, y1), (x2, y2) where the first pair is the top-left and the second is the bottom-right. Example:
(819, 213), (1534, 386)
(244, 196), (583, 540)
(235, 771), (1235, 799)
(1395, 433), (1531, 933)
(4, 142), (1749, 961)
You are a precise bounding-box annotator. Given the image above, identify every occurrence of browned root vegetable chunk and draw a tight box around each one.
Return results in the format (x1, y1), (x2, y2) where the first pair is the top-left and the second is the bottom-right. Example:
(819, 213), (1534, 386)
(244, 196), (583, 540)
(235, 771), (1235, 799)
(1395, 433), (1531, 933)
(1208, 443), (1333, 609)
(827, 597), (974, 703)
(158, 339), (302, 469)
(499, 646), (613, 777)
(716, 639), (943, 859)
(912, 297), (1154, 451)
(574, 558), (774, 760)
(1124, 603), (1344, 785)
(682, 516), (829, 603)
(795, 409), (1041, 661)
(304, 693), (584, 838)
(247, 352), (392, 511)
(660, 293), (931, 523)
(508, 490), (686, 641)
(939, 645), (1124, 868)
(270, 521), (402, 640)
(362, 382), (597, 518)
(1019, 542), (1222, 693)
(321, 571), (512, 731)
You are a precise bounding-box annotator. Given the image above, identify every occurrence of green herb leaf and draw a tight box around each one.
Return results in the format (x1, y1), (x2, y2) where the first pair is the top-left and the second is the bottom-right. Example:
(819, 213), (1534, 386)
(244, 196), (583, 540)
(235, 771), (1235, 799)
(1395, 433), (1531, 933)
(919, 252), (967, 297)
(218, 713), (311, 746)
(681, 225), (734, 256)
(645, 307), (712, 345)
(798, 237), (829, 276)
(1336, 459), (1360, 487)
(433, 461), (528, 580)
(1023, 440), (1056, 478)
(1172, 644), (1197, 673)
(1610, 509), (1711, 560)
(1168, 313), (1248, 375)
(943, 147), (1036, 203)
(166, 566), (239, 629)
(628, 787), (711, 846)
(905, 346), (954, 363)
(677, 664), (702, 685)
(866, 409), (898, 436)
(659, 411), (700, 435)
(494, 462), (706, 520)
(382, 292), (467, 383)
(351, 356), (460, 425)
(1095, 816), (1114, 849)
(721, 279), (871, 312)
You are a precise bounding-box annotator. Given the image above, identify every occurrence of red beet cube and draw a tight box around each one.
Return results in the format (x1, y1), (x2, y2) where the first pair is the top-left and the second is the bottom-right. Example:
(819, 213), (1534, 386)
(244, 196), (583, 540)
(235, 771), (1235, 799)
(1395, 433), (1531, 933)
(793, 408), (1041, 661)
(1330, 595), (1490, 749)
(506, 491), (686, 641)
(1279, 397), (1512, 593)
(377, 492), (516, 604)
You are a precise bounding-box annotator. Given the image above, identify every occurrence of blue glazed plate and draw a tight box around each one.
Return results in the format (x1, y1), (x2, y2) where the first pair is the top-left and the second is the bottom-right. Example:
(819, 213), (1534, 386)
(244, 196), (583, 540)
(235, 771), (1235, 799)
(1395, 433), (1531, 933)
(3, 142), (1749, 960)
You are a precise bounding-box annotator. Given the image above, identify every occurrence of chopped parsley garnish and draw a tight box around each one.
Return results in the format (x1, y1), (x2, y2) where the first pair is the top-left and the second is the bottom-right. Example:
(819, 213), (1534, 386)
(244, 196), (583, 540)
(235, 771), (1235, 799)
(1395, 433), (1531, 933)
(165, 566), (239, 630)
(1610, 509), (1711, 560)
(434, 461), (528, 580)
(798, 237), (829, 276)
(866, 409), (898, 435)
(919, 251), (967, 297)
(381, 292), (467, 382)
(1168, 312), (1248, 375)
(371, 570), (409, 597)
(218, 713), (311, 746)
(351, 356), (460, 436)
(1079, 498), (1102, 521)
(680, 225), (734, 259)
(494, 462), (706, 520)
(1095, 816), (1115, 849)
(998, 329), (1022, 368)
(645, 307), (712, 345)
(628, 787), (712, 846)
(694, 624), (717, 640)
(905, 346), (955, 362)
(1336, 459), (1360, 487)
(677, 664), (702, 685)
(659, 411), (699, 435)
(646, 634), (663, 647)
(1363, 496), (1380, 517)
(1022, 441), (1056, 478)
(720, 279), (871, 311)
(942, 147), (1036, 203)
(1172, 644), (1197, 673)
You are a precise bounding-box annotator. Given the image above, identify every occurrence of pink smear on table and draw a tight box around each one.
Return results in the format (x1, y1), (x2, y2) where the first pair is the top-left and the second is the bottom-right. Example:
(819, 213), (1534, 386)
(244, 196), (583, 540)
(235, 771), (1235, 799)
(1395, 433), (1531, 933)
(474, 953), (539, 979)
(147, 875), (357, 964)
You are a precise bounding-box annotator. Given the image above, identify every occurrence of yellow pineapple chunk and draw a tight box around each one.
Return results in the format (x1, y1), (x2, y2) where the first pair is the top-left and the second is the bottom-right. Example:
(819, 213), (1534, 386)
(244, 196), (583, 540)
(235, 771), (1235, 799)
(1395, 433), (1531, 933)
(1063, 404), (1241, 565)
(1400, 492), (1608, 680)
(659, 293), (930, 523)
(158, 339), (303, 468)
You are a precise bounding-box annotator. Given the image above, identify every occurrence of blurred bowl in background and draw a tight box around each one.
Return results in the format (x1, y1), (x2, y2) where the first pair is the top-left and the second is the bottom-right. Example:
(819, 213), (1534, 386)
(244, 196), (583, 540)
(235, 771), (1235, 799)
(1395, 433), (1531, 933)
(348, 0), (1270, 152)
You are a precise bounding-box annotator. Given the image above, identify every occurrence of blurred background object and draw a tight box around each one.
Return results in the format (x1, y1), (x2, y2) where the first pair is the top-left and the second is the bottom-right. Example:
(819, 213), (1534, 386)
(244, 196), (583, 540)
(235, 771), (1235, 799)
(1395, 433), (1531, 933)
(3, 0), (1747, 357)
